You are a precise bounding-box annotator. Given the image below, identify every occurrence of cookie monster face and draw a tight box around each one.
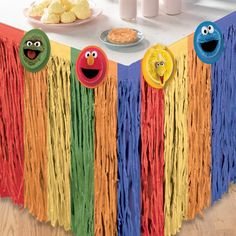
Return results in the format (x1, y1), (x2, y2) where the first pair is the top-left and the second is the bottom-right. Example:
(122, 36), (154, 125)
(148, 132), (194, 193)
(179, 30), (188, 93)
(194, 21), (224, 64)
(19, 29), (51, 72)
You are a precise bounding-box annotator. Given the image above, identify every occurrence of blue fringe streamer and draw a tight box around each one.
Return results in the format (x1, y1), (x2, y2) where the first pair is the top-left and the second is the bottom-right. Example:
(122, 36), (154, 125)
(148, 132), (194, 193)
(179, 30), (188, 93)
(212, 12), (236, 203)
(117, 61), (141, 236)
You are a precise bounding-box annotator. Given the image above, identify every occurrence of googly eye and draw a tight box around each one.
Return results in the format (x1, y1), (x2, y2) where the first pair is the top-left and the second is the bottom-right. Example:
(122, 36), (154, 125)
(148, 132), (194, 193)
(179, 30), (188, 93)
(160, 61), (165, 66)
(34, 41), (41, 47)
(201, 26), (208, 35)
(155, 62), (160, 67)
(85, 51), (91, 58)
(208, 25), (214, 34)
(92, 51), (98, 58)
(26, 41), (33, 47)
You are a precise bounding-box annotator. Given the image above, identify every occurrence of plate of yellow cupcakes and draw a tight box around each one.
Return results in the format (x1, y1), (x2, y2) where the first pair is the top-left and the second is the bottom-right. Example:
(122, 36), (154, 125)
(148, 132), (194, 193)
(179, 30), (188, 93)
(24, 0), (102, 28)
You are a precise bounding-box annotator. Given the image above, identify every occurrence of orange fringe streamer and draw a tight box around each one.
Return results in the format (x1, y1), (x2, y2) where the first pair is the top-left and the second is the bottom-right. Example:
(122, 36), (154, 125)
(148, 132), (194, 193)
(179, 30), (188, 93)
(24, 70), (48, 221)
(94, 61), (118, 236)
(187, 35), (211, 219)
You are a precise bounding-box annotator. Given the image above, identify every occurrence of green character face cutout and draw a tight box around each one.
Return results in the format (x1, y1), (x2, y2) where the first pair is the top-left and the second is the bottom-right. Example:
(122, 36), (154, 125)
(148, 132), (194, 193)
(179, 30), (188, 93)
(19, 29), (51, 72)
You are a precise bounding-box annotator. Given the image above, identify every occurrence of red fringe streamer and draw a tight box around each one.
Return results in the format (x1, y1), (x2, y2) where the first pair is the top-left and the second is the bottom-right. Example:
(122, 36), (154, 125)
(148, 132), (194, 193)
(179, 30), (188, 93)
(141, 78), (165, 236)
(0, 24), (24, 205)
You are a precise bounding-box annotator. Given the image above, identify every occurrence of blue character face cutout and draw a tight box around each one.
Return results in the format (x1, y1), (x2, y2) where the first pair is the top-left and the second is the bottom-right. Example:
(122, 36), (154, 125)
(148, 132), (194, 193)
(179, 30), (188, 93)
(194, 21), (224, 64)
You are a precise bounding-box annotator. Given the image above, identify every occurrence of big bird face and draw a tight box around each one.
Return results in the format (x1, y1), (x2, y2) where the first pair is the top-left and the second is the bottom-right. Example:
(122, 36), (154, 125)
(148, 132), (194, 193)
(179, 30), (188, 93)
(142, 44), (174, 89)
(76, 46), (108, 88)
(155, 53), (167, 83)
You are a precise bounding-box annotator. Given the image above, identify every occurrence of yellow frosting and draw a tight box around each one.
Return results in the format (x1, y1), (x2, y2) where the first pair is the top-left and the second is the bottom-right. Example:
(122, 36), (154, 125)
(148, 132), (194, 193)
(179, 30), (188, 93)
(73, 0), (89, 6)
(28, 4), (45, 17)
(40, 0), (52, 8)
(59, 0), (74, 11)
(61, 11), (76, 23)
(41, 9), (60, 23)
(71, 0), (91, 20)
(48, 1), (65, 14)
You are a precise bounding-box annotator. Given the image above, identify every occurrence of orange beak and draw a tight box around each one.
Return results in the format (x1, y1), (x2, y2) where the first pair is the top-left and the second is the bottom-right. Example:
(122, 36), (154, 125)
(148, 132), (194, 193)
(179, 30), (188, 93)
(87, 55), (94, 66)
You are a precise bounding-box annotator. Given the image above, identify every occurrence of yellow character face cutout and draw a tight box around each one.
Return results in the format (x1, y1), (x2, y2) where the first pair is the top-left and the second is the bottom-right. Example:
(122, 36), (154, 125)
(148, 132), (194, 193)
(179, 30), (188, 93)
(142, 44), (174, 89)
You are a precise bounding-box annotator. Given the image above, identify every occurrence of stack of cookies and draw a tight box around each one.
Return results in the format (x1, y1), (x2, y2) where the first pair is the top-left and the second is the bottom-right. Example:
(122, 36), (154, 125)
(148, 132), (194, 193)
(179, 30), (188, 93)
(107, 28), (138, 44)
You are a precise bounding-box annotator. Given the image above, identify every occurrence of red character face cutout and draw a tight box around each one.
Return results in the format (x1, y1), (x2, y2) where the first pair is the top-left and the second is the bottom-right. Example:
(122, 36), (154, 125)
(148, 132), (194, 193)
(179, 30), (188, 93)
(76, 46), (108, 88)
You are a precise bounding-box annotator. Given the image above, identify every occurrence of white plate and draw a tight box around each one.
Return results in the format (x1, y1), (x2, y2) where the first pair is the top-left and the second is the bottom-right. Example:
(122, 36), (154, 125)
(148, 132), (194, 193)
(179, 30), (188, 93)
(23, 1), (102, 28)
(100, 29), (144, 48)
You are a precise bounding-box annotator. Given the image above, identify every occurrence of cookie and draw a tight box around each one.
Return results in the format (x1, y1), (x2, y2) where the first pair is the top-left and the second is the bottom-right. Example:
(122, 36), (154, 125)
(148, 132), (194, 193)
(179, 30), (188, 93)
(107, 28), (137, 44)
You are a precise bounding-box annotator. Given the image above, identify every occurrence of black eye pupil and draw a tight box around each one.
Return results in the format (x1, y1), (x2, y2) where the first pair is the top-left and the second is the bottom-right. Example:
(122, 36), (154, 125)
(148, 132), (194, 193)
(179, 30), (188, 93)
(204, 30), (207, 33)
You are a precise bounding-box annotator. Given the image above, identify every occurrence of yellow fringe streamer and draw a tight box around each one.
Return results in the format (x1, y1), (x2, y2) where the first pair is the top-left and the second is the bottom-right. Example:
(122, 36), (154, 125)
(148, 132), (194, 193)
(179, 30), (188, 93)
(94, 61), (118, 236)
(47, 41), (71, 230)
(164, 38), (189, 236)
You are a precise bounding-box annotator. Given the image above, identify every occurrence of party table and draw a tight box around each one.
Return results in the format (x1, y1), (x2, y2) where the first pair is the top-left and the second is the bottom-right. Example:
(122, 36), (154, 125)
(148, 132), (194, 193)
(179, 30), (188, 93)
(0, 0), (236, 64)
(0, 1), (236, 236)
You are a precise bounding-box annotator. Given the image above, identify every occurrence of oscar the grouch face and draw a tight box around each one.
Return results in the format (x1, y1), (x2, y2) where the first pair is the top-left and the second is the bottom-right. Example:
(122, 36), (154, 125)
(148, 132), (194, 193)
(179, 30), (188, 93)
(19, 29), (51, 72)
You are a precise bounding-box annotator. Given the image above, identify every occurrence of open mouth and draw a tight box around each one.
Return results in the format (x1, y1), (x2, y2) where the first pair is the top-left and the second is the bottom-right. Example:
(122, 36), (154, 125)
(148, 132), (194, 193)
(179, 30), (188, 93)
(81, 68), (99, 79)
(200, 40), (218, 53)
(24, 49), (41, 60)
(160, 75), (164, 84)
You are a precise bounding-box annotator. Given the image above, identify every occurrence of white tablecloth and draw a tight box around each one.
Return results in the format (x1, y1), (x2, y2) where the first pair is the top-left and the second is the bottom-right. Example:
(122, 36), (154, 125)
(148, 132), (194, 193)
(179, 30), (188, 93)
(0, 0), (235, 64)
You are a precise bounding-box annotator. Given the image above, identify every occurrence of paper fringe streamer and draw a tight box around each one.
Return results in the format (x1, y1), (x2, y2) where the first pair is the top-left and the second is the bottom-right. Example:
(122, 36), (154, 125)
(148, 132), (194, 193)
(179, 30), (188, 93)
(24, 69), (48, 221)
(47, 55), (71, 230)
(1, 12), (236, 236)
(70, 48), (94, 236)
(164, 38), (189, 236)
(0, 36), (24, 205)
(117, 62), (141, 236)
(187, 34), (211, 219)
(141, 80), (164, 236)
(211, 22), (236, 203)
(94, 61), (118, 236)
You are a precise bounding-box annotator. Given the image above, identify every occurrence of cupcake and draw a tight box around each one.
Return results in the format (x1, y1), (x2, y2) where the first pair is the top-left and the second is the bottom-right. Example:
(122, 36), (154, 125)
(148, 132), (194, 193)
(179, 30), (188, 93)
(39, 0), (52, 8)
(61, 11), (76, 23)
(60, 0), (73, 11)
(28, 4), (45, 17)
(71, 0), (91, 20)
(41, 9), (60, 23)
(48, 0), (65, 14)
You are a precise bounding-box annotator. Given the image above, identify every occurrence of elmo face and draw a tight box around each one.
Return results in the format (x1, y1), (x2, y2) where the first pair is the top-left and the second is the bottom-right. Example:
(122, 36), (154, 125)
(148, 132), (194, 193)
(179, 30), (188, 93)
(76, 46), (108, 88)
